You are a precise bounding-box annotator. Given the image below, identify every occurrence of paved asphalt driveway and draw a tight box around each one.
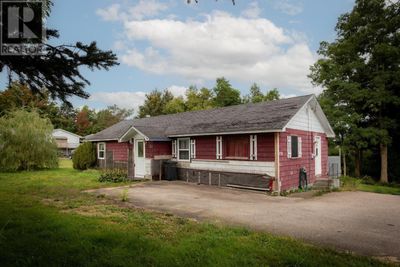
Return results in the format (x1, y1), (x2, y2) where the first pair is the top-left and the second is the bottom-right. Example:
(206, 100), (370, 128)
(88, 181), (400, 260)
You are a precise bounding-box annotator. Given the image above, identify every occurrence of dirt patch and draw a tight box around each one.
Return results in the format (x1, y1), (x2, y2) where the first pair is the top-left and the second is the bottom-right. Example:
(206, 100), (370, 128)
(61, 204), (127, 218)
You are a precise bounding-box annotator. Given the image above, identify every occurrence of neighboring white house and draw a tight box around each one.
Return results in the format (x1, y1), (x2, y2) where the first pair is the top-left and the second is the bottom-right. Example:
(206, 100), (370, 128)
(52, 129), (82, 157)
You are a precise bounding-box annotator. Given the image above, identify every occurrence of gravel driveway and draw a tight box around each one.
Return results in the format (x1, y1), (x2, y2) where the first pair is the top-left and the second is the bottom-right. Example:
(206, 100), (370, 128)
(88, 181), (400, 260)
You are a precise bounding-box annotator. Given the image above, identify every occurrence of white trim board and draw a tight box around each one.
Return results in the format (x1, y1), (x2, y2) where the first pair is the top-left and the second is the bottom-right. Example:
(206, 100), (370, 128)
(177, 159), (275, 177)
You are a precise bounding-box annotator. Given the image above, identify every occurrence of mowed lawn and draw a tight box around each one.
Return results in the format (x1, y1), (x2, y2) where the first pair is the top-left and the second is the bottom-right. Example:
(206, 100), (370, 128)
(0, 160), (392, 266)
(341, 176), (400, 195)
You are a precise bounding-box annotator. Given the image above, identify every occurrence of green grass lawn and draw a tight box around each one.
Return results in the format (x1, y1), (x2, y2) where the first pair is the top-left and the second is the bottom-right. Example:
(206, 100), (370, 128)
(0, 160), (393, 266)
(341, 176), (400, 196)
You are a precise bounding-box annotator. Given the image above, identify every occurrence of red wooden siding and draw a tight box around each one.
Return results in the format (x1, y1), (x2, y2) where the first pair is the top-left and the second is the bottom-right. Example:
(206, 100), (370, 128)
(103, 141), (132, 161)
(194, 136), (216, 159)
(145, 141), (172, 159)
(257, 133), (275, 161)
(279, 128), (328, 190)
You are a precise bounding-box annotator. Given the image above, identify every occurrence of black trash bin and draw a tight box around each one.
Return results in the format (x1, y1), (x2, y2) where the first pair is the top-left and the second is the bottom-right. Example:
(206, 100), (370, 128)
(164, 160), (178, 181)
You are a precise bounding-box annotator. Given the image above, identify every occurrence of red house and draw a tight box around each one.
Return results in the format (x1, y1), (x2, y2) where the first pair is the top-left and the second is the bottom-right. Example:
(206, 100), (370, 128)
(86, 95), (334, 192)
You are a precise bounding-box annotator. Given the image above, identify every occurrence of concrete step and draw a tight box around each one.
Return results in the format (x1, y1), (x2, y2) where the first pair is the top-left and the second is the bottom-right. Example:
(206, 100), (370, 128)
(313, 179), (333, 190)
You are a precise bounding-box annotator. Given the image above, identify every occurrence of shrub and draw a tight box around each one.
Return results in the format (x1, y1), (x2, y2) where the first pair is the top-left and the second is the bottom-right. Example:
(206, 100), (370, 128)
(0, 110), (58, 171)
(361, 175), (376, 185)
(72, 142), (96, 170)
(98, 168), (128, 183)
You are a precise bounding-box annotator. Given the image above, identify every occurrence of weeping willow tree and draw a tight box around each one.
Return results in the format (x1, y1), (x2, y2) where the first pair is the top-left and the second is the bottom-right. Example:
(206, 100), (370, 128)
(0, 110), (58, 171)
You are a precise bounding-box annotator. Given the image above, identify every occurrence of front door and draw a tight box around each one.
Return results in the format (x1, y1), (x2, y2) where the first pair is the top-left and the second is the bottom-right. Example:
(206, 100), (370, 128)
(314, 136), (322, 176)
(134, 139), (145, 178)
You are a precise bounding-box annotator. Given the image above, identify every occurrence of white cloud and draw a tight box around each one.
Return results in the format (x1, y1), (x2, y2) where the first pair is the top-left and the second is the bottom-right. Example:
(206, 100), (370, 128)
(273, 0), (303, 16)
(241, 1), (261, 19)
(90, 91), (146, 111)
(167, 85), (188, 98)
(89, 85), (187, 112)
(96, 4), (121, 21)
(96, 0), (168, 22)
(118, 11), (318, 94)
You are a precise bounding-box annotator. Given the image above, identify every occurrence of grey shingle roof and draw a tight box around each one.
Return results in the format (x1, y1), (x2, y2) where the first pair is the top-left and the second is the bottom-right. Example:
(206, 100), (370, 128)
(85, 120), (134, 141)
(86, 95), (313, 141)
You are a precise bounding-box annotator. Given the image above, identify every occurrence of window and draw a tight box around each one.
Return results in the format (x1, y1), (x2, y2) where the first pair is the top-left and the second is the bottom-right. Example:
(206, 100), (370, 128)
(98, 142), (105, 159)
(225, 135), (249, 160)
(172, 140), (177, 158)
(250, 135), (257, 160)
(216, 136), (222, 159)
(287, 136), (302, 158)
(137, 141), (144, 158)
(178, 138), (190, 161)
(190, 139), (196, 159)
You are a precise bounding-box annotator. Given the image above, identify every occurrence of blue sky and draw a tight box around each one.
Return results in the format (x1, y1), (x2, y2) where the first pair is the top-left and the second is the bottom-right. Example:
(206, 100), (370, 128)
(16, 0), (356, 111)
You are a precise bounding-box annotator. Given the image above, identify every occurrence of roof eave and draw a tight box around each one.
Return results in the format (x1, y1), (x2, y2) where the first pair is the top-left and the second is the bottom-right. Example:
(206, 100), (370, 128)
(168, 129), (283, 138)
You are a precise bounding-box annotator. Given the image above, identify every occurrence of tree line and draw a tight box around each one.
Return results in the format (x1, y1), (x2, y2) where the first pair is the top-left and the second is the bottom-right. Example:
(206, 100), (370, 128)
(137, 77), (279, 118)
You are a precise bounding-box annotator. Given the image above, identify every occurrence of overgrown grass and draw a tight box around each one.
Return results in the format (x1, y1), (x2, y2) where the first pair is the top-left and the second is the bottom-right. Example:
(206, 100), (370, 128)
(341, 176), (400, 195)
(0, 159), (393, 266)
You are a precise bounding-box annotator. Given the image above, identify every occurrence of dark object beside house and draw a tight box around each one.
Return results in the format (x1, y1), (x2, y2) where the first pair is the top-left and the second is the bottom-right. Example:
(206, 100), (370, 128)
(164, 161), (178, 181)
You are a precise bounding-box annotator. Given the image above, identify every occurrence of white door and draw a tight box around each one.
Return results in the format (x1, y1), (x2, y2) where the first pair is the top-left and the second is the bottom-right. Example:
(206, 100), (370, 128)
(134, 139), (145, 178)
(314, 136), (322, 175)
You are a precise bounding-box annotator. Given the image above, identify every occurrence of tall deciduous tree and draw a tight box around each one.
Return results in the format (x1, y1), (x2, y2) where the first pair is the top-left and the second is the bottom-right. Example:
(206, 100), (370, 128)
(137, 89), (174, 118)
(213, 77), (241, 107)
(92, 105), (133, 133)
(163, 97), (186, 114)
(248, 83), (264, 103)
(310, 0), (400, 182)
(75, 106), (93, 136)
(185, 86), (214, 111)
(264, 88), (280, 101)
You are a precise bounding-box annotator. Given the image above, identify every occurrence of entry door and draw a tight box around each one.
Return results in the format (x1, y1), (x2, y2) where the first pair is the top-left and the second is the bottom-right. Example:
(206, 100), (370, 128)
(314, 136), (322, 175)
(134, 139), (145, 178)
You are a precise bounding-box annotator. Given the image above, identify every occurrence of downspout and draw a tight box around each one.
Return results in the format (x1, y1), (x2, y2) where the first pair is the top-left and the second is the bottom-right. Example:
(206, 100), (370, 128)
(274, 132), (281, 193)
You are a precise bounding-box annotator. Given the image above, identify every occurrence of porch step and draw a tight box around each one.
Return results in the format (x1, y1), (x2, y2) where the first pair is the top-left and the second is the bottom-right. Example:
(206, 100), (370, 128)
(312, 179), (333, 190)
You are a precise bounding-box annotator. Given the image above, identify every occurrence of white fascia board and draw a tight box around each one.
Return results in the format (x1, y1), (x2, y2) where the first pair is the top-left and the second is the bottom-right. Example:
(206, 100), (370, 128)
(118, 126), (149, 142)
(168, 129), (283, 138)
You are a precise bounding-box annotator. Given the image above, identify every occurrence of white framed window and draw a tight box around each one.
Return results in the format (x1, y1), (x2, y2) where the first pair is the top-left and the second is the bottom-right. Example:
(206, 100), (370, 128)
(178, 138), (190, 161)
(250, 135), (257, 160)
(172, 140), (177, 158)
(216, 136), (222, 159)
(98, 142), (106, 159)
(190, 139), (196, 159)
(287, 136), (302, 159)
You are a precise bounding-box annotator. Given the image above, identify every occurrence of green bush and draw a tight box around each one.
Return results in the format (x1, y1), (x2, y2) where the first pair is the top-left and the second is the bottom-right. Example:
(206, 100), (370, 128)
(0, 109), (58, 171)
(361, 176), (376, 185)
(98, 168), (128, 183)
(72, 142), (96, 170)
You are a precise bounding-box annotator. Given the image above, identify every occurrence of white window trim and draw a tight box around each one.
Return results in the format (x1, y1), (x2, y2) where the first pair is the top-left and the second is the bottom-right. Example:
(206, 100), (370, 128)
(177, 138), (190, 161)
(172, 140), (177, 158)
(190, 139), (196, 159)
(250, 135), (257, 160)
(98, 142), (106, 159)
(216, 136), (222, 159)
